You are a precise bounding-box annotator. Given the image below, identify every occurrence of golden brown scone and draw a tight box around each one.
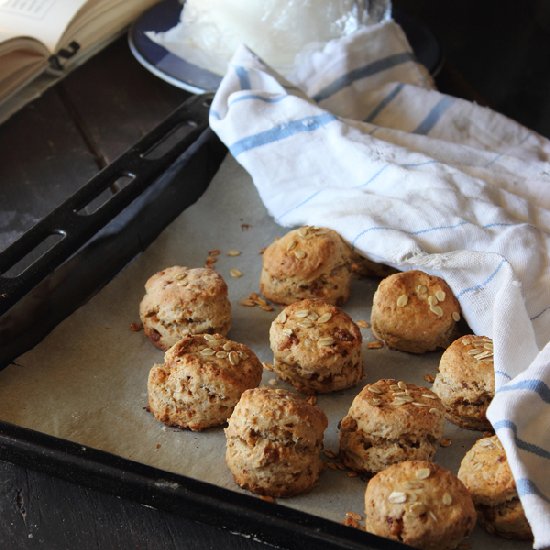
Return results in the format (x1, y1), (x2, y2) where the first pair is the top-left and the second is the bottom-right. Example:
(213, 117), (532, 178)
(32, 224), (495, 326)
(147, 334), (262, 430)
(225, 387), (328, 497)
(370, 270), (461, 353)
(458, 436), (533, 540)
(432, 335), (495, 431)
(364, 461), (476, 550)
(260, 226), (352, 305)
(269, 299), (362, 394)
(139, 266), (231, 350)
(340, 379), (445, 474)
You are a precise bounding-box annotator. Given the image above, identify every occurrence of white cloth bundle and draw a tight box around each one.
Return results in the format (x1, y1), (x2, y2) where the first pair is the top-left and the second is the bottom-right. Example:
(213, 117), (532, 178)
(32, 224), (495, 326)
(209, 20), (550, 548)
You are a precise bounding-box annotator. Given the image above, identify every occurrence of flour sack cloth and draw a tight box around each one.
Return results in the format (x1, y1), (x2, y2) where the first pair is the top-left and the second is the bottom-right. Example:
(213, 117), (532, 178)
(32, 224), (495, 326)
(209, 20), (550, 548)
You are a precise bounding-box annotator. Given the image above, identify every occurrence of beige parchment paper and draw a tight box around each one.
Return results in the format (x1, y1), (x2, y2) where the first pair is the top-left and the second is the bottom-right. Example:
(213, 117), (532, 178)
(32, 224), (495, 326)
(0, 156), (530, 549)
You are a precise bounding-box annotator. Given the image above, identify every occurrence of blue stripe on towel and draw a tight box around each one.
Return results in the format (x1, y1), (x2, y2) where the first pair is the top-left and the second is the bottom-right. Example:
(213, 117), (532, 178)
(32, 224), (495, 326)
(494, 420), (550, 460)
(364, 83), (405, 122)
(234, 65), (251, 89)
(351, 220), (468, 246)
(497, 379), (550, 403)
(229, 113), (337, 156)
(485, 152), (504, 168)
(457, 257), (508, 297)
(313, 52), (414, 102)
(398, 159), (440, 168)
(277, 162), (388, 222)
(228, 94), (288, 108)
(484, 133), (531, 167)
(531, 305), (550, 321)
(276, 190), (324, 223)
(411, 220), (469, 235)
(494, 419), (518, 434)
(352, 165), (389, 188)
(495, 370), (512, 380)
(483, 222), (515, 229)
(412, 96), (454, 134)
(517, 478), (550, 503)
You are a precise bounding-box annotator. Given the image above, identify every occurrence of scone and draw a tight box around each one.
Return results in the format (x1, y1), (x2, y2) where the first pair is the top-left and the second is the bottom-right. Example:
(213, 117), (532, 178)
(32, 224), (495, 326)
(269, 299), (362, 394)
(260, 226), (352, 305)
(225, 387), (328, 497)
(432, 335), (495, 430)
(458, 436), (532, 540)
(139, 266), (231, 350)
(147, 334), (262, 430)
(370, 270), (461, 353)
(364, 461), (476, 550)
(340, 379), (445, 474)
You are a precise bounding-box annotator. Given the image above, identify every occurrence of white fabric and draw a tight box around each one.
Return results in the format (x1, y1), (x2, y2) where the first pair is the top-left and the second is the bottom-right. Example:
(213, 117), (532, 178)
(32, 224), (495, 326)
(209, 20), (550, 548)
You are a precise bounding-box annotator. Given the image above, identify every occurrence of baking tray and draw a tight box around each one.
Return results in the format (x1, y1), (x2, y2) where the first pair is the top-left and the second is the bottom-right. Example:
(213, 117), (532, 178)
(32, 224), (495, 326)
(0, 94), (405, 550)
(0, 95), (531, 550)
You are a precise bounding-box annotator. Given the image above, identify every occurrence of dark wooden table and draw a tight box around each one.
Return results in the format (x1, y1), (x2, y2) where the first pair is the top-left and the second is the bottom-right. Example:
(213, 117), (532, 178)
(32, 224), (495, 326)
(1, 1), (549, 548)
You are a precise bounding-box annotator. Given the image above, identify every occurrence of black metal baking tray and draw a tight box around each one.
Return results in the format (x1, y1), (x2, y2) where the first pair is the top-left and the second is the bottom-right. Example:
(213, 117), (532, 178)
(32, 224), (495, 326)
(0, 94), (405, 550)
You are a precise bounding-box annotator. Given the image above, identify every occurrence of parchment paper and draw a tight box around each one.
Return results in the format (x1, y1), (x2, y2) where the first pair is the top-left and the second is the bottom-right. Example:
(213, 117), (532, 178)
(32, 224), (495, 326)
(0, 157), (530, 549)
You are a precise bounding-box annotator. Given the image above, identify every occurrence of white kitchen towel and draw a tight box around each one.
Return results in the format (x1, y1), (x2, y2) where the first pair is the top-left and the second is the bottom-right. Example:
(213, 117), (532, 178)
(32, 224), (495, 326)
(209, 19), (550, 548)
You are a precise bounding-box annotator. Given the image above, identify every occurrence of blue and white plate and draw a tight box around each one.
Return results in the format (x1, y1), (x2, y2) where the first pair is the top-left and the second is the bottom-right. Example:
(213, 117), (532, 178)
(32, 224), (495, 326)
(129, 0), (441, 94)
(129, 0), (221, 93)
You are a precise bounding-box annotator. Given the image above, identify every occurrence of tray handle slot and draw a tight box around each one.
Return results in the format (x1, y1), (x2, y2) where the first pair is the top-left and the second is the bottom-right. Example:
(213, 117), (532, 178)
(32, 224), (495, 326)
(1, 232), (66, 279)
(141, 120), (199, 160)
(75, 173), (136, 216)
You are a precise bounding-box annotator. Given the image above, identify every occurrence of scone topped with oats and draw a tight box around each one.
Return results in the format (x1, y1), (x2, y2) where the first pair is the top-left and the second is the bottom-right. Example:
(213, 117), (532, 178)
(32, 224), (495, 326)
(147, 334), (263, 431)
(269, 298), (362, 394)
(260, 226), (353, 305)
(458, 436), (532, 540)
(340, 379), (445, 474)
(225, 387), (328, 497)
(370, 270), (461, 353)
(432, 335), (495, 431)
(364, 461), (476, 550)
(139, 266), (231, 350)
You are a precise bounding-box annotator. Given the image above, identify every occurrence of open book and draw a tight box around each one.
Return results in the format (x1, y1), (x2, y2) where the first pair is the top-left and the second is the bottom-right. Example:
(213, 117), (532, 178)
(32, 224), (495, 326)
(0, 0), (160, 121)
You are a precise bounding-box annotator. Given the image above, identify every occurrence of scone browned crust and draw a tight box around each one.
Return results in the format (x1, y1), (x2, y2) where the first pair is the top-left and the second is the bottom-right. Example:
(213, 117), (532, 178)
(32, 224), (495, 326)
(269, 299), (363, 394)
(432, 335), (495, 431)
(225, 387), (328, 497)
(147, 334), (262, 431)
(458, 436), (532, 540)
(364, 461), (476, 550)
(340, 379), (445, 474)
(370, 270), (461, 353)
(260, 226), (352, 305)
(139, 266), (231, 350)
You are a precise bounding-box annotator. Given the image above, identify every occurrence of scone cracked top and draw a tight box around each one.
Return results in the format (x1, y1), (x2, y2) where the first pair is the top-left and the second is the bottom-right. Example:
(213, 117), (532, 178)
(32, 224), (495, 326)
(139, 266), (231, 350)
(147, 334), (263, 431)
(225, 387), (328, 497)
(364, 461), (476, 550)
(269, 299), (363, 394)
(432, 335), (495, 431)
(339, 379), (445, 474)
(260, 226), (353, 305)
(458, 436), (532, 540)
(370, 270), (461, 353)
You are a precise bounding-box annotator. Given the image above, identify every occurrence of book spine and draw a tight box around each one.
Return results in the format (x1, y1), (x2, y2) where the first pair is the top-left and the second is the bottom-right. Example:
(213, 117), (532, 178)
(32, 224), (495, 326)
(48, 41), (81, 73)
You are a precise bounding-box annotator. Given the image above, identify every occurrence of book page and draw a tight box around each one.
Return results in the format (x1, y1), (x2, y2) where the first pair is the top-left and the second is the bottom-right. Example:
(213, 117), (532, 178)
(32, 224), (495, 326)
(0, 47), (46, 96)
(0, 0), (89, 52)
(61, 0), (159, 51)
